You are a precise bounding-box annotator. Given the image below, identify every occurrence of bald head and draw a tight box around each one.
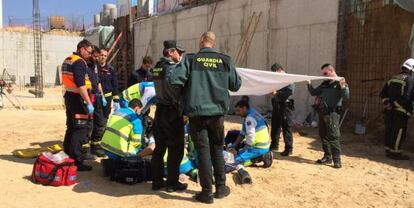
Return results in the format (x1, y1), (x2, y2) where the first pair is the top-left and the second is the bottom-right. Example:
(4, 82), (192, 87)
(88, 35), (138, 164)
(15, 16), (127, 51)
(199, 31), (216, 49)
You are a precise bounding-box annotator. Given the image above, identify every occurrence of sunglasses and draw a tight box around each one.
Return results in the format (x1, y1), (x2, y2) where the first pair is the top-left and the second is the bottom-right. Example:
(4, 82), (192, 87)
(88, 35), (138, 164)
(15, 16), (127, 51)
(82, 47), (93, 55)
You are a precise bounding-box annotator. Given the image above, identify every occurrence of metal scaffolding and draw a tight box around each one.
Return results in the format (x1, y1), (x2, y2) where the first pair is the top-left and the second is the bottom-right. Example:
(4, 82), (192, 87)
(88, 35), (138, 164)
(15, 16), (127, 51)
(33, 0), (43, 97)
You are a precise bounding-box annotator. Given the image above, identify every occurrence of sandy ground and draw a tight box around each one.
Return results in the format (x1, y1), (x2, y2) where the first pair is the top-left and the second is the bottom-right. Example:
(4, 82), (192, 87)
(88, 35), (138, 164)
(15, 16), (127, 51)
(0, 89), (414, 208)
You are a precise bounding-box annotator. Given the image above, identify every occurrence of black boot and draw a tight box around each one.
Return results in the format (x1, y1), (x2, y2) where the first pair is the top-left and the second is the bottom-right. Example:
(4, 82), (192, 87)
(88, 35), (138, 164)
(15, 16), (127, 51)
(76, 163), (93, 171)
(82, 147), (97, 160)
(316, 156), (332, 164)
(91, 146), (106, 158)
(215, 185), (230, 199)
(280, 149), (292, 156)
(262, 151), (274, 168)
(270, 146), (279, 153)
(152, 181), (166, 191)
(166, 181), (188, 192)
(333, 158), (342, 169)
(194, 191), (214, 204)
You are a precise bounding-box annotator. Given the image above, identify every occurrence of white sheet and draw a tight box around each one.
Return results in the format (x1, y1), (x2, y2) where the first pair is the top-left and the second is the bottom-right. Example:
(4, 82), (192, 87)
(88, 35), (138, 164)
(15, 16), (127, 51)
(230, 67), (341, 96)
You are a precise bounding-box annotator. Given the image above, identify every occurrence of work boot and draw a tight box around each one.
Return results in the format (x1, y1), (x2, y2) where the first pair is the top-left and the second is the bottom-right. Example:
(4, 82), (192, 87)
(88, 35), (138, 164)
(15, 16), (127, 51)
(333, 158), (342, 169)
(280, 149), (292, 156)
(386, 152), (410, 160)
(152, 181), (166, 191)
(91, 147), (106, 158)
(166, 182), (188, 192)
(82, 152), (97, 161)
(262, 151), (273, 168)
(215, 185), (230, 199)
(271, 146), (279, 154)
(316, 156), (332, 164)
(194, 191), (214, 204)
(76, 163), (93, 171)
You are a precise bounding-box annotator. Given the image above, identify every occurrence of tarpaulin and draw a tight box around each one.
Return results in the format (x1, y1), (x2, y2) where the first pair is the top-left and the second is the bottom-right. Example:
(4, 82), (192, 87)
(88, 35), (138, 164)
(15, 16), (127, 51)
(395, 0), (414, 13)
(230, 68), (341, 96)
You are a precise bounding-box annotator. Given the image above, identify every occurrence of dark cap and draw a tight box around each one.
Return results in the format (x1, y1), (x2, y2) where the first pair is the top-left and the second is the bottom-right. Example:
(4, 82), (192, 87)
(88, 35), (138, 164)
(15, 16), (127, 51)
(271, 63), (283, 72)
(163, 40), (185, 53)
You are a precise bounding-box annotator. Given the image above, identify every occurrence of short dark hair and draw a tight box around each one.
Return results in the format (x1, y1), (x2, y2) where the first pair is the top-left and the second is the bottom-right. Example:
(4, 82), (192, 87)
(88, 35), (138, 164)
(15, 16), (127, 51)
(92, 45), (100, 53)
(100, 48), (108, 53)
(241, 95), (250, 103)
(235, 100), (249, 109)
(77, 39), (92, 51)
(128, 99), (143, 109)
(142, 56), (153, 65)
(162, 49), (169, 57)
(321, 63), (333, 70)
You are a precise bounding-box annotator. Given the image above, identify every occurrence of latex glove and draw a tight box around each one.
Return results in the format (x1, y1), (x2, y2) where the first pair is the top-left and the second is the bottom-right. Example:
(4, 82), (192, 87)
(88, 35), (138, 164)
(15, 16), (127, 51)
(102, 96), (108, 107)
(87, 104), (94, 114)
(113, 102), (120, 111)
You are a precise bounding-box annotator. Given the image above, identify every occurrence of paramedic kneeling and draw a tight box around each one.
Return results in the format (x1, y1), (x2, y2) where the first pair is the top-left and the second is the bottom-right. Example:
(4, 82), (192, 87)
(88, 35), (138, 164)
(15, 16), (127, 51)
(101, 99), (155, 159)
(230, 100), (271, 165)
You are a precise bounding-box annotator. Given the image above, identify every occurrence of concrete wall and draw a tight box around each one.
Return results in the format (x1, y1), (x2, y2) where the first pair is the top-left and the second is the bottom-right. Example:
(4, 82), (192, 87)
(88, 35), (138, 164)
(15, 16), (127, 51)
(0, 31), (83, 86)
(133, 0), (339, 122)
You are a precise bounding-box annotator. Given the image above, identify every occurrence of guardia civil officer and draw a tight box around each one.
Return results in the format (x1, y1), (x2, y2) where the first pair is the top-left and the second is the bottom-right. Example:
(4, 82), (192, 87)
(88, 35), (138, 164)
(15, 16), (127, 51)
(170, 32), (242, 204)
(151, 40), (188, 192)
(269, 63), (295, 156)
(307, 64), (349, 169)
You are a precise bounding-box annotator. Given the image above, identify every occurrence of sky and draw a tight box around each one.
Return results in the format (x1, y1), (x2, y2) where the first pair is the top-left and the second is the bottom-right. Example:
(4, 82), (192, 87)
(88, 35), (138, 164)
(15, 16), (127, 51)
(3, 0), (117, 28)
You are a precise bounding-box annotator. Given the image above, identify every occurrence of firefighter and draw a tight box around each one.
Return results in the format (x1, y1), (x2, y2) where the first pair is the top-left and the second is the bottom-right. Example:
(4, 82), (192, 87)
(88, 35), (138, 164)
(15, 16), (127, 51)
(380, 58), (414, 160)
(87, 46), (107, 158)
(89, 48), (120, 157)
(62, 39), (95, 171)
(128, 56), (154, 87)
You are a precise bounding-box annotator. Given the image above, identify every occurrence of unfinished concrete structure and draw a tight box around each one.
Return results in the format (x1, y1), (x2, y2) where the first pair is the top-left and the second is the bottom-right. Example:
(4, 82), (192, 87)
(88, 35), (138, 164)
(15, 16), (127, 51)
(0, 31), (83, 86)
(133, 0), (339, 122)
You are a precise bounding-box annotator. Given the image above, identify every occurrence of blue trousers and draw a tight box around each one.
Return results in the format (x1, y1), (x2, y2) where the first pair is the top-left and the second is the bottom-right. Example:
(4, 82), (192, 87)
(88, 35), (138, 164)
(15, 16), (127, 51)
(235, 147), (269, 164)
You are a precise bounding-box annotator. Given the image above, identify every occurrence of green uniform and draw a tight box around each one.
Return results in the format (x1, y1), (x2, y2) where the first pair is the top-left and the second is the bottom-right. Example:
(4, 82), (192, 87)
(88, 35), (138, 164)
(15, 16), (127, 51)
(170, 47), (241, 195)
(151, 56), (185, 188)
(308, 80), (349, 163)
(170, 48), (242, 116)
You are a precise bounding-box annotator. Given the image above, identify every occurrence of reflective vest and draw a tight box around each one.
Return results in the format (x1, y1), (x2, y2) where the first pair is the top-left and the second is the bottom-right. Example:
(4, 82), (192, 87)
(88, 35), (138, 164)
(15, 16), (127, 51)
(101, 108), (143, 157)
(62, 54), (92, 93)
(121, 82), (155, 104)
(122, 83), (142, 102)
(242, 108), (271, 149)
(387, 74), (412, 116)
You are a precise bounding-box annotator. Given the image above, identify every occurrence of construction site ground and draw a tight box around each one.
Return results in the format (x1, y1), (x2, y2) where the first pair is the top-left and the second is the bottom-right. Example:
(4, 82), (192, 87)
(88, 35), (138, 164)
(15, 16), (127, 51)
(0, 88), (413, 208)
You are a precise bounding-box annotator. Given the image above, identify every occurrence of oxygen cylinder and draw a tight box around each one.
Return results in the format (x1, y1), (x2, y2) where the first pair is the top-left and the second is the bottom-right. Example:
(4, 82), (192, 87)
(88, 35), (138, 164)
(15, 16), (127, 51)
(236, 165), (252, 184)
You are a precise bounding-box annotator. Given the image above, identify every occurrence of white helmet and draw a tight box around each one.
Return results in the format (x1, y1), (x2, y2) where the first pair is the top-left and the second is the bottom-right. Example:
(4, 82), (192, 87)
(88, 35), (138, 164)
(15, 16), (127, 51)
(402, 58), (414, 71)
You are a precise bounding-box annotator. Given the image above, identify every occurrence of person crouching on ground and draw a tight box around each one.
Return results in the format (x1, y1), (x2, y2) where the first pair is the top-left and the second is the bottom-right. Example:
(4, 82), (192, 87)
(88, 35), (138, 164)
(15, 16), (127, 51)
(100, 99), (155, 160)
(229, 100), (272, 167)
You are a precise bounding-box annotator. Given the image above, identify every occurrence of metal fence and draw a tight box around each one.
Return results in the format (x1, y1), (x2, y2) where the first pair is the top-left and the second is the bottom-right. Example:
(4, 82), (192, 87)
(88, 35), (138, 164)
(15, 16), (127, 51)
(341, 0), (414, 123)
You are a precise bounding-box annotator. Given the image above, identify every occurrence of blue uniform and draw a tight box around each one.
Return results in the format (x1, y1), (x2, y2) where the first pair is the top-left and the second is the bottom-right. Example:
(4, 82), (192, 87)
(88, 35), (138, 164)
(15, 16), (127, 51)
(235, 108), (271, 165)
